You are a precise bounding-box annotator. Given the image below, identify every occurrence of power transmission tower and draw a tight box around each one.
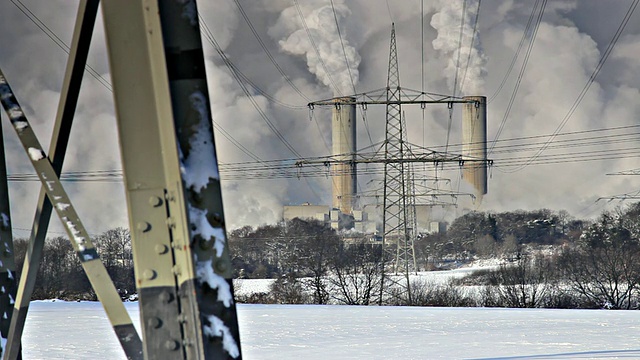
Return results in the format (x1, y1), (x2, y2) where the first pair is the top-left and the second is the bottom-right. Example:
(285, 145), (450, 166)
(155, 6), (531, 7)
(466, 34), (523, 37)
(597, 169), (640, 201)
(381, 24), (416, 302)
(302, 24), (489, 305)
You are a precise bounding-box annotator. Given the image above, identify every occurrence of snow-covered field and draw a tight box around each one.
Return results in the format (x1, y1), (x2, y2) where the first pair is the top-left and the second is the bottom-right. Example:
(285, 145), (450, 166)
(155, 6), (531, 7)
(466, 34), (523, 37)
(234, 262), (501, 297)
(21, 301), (640, 359)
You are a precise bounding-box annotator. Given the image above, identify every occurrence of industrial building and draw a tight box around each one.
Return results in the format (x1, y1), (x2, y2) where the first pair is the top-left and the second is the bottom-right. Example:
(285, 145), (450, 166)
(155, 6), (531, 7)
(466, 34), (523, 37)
(283, 203), (376, 233)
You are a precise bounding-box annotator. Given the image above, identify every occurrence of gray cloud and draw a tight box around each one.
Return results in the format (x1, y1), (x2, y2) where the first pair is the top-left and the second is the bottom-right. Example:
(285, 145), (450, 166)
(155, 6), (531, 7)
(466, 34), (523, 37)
(1, 0), (639, 235)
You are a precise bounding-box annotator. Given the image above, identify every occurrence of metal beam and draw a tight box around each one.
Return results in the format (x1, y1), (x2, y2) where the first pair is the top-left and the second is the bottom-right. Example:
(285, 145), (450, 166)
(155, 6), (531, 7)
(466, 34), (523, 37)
(309, 99), (477, 107)
(3, 2), (137, 360)
(0, 69), (142, 359)
(0, 113), (17, 359)
(101, 1), (241, 358)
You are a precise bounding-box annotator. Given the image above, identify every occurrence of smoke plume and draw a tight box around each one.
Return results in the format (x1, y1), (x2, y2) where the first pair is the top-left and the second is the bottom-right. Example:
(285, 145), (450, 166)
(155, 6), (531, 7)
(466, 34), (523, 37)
(2, 1), (640, 233)
(270, 0), (361, 96)
(431, 0), (487, 95)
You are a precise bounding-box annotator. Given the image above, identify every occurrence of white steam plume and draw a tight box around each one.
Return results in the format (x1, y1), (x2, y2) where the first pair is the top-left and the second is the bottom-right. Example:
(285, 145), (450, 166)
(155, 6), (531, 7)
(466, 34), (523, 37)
(431, 0), (487, 95)
(269, 0), (361, 96)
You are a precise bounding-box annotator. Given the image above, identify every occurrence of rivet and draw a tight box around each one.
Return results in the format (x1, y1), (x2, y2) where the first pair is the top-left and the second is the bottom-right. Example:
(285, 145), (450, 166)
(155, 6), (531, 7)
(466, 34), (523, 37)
(158, 291), (173, 304)
(212, 213), (222, 224)
(143, 269), (156, 280)
(172, 265), (181, 276)
(199, 238), (212, 250)
(148, 317), (162, 329)
(137, 222), (151, 232)
(215, 261), (228, 273)
(165, 340), (179, 351)
(155, 244), (169, 254)
(149, 196), (163, 207)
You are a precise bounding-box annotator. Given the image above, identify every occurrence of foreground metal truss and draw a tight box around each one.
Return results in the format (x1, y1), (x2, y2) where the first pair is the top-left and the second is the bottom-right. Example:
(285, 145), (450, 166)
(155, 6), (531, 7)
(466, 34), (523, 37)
(0, 1), (240, 359)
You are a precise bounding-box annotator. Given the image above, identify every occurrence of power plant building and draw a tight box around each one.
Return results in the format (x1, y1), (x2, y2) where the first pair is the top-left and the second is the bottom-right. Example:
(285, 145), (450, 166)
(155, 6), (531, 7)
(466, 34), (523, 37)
(283, 204), (330, 223)
(283, 204), (375, 233)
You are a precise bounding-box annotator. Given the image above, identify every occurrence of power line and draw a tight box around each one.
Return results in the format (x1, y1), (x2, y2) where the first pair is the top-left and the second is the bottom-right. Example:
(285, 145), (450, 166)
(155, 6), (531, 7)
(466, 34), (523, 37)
(489, 0), (547, 155)
(385, 0), (394, 24)
(452, 0), (467, 98)
(10, 0), (112, 92)
(507, 0), (640, 173)
(199, 11), (323, 202)
(292, 0), (344, 96)
(458, 0), (482, 95)
(487, 0), (539, 103)
(445, 0), (468, 155)
(328, 0), (374, 148)
(233, 0), (311, 103)
(199, 14), (303, 158)
(330, 0), (357, 95)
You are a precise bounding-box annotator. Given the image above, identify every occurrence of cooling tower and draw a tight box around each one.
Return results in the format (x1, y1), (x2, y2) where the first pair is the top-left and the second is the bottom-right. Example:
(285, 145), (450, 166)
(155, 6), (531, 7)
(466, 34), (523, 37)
(331, 97), (357, 214)
(462, 96), (487, 197)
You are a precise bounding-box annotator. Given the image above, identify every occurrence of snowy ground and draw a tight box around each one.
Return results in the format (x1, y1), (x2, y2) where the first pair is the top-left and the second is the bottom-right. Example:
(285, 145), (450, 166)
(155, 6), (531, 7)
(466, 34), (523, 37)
(21, 301), (640, 359)
(234, 262), (501, 297)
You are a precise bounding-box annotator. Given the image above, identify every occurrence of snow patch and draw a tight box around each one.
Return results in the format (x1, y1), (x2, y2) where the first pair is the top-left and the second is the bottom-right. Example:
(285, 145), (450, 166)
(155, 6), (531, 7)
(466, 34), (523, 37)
(7, 106), (24, 121)
(0, 213), (9, 228)
(178, 0), (197, 26)
(62, 217), (86, 251)
(12, 120), (28, 131)
(189, 204), (226, 257)
(56, 203), (70, 212)
(203, 315), (240, 358)
(179, 91), (220, 192)
(195, 259), (233, 307)
(28, 147), (45, 161)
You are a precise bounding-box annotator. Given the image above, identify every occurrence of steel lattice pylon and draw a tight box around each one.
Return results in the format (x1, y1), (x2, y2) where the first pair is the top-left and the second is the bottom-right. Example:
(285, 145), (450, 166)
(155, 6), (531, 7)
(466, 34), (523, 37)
(379, 24), (417, 304)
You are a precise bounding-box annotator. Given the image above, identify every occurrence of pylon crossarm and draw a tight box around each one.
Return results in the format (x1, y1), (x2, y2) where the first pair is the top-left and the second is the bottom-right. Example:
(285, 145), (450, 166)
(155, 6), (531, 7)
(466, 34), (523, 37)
(296, 154), (490, 166)
(0, 70), (142, 360)
(309, 98), (476, 107)
(307, 86), (475, 108)
(597, 195), (640, 202)
(606, 169), (640, 175)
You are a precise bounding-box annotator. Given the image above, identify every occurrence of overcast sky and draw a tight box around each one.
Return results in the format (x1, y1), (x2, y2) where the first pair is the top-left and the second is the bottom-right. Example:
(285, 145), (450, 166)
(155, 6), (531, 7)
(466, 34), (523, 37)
(1, 0), (640, 236)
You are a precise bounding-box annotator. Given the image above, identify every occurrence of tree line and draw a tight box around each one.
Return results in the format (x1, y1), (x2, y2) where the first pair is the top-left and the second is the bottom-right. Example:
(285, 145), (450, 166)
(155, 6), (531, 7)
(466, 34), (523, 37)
(10, 203), (640, 309)
(13, 227), (134, 300)
(232, 204), (640, 309)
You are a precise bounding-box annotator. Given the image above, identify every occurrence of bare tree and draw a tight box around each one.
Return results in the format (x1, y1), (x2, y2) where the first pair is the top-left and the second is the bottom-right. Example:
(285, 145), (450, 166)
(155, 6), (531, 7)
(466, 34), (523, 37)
(491, 255), (555, 308)
(559, 210), (640, 309)
(329, 242), (382, 305)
